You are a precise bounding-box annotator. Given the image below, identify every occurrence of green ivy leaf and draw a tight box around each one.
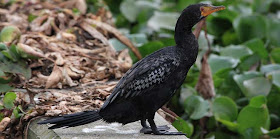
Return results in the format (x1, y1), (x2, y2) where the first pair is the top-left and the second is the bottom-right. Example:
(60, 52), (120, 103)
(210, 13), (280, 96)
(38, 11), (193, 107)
(237, 96), (270, 138)
(237, 106), (270, 138)
(212, 96), (238, 121)
(3, 92), (16, 109)
(272, 72), (280, 88)
(233, 15), (266, 42)
(244, 38), (268, 59)
(208, 55), (239, 74)
(233, 72), (263, 98)
(120, 0), (140, 22)
(0, 113), (4, 122)
(0, 83), (13, 92)
(266, 18), (280, 47)
(261, 64), (280, 75)
(249, 95), (267, 108)
(0, 26), (21, 44)
(243, 77), (272, 98)
(238, 54), (261, 71)
(0, 43), (8, 51)
(267, 91), (280, 116)
(120, 0), (159, 23)
(222, 29), (239, 46)
(217, 119), (238, 132)
(172, 117), (193, 137)
(12, 106), (22, 119)
(252, 0), (273, 13)
(220, 45), (252, 59)
(0, 52), (35, 79)
(268, 127), (280, 137)
(147, 11), (179, 31)
(271, 48), (280, 63)
(184, 95), (209, 120)
(0, 69), (4, 76)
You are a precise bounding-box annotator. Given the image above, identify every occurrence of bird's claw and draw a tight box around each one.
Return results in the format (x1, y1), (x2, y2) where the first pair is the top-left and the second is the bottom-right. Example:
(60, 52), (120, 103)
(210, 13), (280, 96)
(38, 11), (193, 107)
(140, 125), (170, 134)
(140, 125), (185, 135)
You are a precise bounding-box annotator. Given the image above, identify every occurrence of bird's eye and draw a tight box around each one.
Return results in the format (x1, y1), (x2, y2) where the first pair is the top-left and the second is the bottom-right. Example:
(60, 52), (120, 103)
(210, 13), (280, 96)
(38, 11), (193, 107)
(200, 7), (204, 12)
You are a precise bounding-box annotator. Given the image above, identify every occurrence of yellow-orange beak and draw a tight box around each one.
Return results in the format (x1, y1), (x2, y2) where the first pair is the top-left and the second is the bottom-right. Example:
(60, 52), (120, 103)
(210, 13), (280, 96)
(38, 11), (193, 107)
(200, 5), (225, 17)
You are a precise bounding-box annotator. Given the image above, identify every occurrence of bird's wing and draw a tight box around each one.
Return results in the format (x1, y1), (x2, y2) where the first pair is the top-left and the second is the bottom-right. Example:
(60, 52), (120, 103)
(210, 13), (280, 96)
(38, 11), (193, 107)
(102, 48), (180, 108)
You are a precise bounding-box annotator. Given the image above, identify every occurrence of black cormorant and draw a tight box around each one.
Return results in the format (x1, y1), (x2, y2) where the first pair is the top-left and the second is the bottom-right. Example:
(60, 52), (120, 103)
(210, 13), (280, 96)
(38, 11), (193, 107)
(38, 3), (225, 135)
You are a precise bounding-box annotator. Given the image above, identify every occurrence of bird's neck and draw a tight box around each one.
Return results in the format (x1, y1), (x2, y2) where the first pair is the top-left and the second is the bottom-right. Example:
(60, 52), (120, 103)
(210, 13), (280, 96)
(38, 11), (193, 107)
(174, 31), (197, 49)
(174, 14), (197, 49)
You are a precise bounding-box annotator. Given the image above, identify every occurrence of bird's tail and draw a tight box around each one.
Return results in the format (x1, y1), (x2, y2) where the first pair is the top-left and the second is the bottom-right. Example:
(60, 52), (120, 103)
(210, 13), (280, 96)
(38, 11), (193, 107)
(38, 110), (102, 129)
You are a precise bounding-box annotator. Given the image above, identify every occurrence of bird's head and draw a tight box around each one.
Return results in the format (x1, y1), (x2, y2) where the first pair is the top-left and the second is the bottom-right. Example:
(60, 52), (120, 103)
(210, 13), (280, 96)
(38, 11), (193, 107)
(176, 3), (225, 31)
(198, 4), (225, 20)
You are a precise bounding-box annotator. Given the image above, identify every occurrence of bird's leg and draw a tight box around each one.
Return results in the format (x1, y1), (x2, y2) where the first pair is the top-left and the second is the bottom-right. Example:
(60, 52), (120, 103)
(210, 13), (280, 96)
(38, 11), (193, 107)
(141, 119), (149, 128)
(140, 119), (170, 134)
(147, 118), (185, 135)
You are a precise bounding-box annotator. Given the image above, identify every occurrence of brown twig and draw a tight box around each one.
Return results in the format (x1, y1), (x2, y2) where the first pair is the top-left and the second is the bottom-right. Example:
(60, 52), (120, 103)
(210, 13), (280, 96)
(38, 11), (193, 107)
(161, 106), (179, 118)
(203, 21), (211, 52)
(193, 18), (206, 39)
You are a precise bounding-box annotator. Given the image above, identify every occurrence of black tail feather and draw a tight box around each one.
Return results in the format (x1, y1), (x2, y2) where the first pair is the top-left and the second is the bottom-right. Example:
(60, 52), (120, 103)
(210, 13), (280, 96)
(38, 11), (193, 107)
(38, 110), (102, 129)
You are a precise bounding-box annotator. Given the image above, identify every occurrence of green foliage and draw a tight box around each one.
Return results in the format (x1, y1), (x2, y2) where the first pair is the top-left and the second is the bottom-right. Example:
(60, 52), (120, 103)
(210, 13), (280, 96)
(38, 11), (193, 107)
(212, 96), (238, 121)
(147, 12), (179, 31)
(0, 92), (23, 122)
(0, 27), (32, 93)
(184, 95), (209, 120)
(172, 117), (193, 137)
(244, 39), (268, 59)
(233, 15), (267, 42)
(0, 26), (21, 44)
(95, 0), (280, 138)
(220, 45), (252, 59)
(208, 55), (238, 74)
(237, 96), (270, 138)
(3, 92), (16, 109)
(266, 18), (280, 47)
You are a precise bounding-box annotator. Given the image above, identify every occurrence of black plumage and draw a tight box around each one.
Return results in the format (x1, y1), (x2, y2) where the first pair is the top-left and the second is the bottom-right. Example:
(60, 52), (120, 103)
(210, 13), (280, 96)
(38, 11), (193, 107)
(38, 3), (225, 135)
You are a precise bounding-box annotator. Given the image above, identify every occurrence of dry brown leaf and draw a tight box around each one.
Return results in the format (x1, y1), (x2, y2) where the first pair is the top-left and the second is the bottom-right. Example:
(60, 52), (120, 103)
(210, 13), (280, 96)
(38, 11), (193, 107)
(80, 22), (111, 46)
(6, 14), (28, 31)
(17, 43), (45, 58)
(75, 0), (87, 14)
(104, 85), (116, 92)
(62, 66), (78, 87)
(31, 15), (54, 35)
(45, 109), (63, 116)
(117, 49), (133, 71)
(66, 66), (84, 79)
(72, 47), (106, 55)
(195, 52), (215, 99)
(0, 117), (11, 132)
(85, 19), (142, 59)
(46, 52), (65, 66)
(23, 111), (38, 121)
(45, 65), (63, 89)
(56, 31), (77, 41)
(0, 8), (9, 14)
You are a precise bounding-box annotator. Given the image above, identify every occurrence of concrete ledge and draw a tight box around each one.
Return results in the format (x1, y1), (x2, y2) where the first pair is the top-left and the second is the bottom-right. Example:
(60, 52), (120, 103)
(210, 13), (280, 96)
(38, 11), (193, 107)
(31, 113), (187, 139)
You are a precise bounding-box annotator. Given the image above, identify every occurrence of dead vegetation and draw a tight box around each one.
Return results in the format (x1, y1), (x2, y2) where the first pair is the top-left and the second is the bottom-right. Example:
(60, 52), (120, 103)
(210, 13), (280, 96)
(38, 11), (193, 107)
(0, 0), (140, 138)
